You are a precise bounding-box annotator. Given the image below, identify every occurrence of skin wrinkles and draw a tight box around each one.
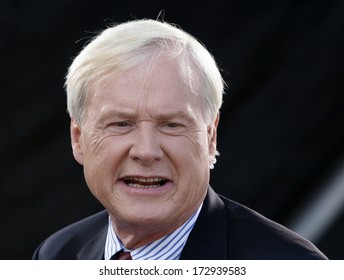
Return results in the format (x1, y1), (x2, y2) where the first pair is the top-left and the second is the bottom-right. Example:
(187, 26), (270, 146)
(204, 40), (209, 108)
(80, 110), (207, 162)
(71, 54), (219, 249)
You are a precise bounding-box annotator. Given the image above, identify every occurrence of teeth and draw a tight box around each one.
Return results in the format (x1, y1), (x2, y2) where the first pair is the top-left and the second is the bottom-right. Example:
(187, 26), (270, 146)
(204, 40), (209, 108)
(127, 183), (161, 188)
(123, 177), (167, 188)
(125, 177), (165, 183)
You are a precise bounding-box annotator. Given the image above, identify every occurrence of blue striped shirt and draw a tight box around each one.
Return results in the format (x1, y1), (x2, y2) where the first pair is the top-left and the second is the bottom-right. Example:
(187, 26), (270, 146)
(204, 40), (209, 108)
(104, 205), (202, 260)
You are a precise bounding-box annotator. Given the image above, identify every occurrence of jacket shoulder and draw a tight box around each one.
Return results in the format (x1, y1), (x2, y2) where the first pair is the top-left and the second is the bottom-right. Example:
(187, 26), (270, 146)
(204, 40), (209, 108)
(33, 210), (108, 259)
(219, 195), (327, 260)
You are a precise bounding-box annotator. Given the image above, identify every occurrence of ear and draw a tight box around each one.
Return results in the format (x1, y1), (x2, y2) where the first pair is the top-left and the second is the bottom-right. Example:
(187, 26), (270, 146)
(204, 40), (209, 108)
(70, 118), (84, 165)
(208, 113), (220, 158)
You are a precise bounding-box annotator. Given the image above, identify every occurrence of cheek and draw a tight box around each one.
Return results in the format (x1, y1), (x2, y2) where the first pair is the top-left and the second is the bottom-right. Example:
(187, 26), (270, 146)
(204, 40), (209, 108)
(81, 136), (128, 190)
(183, 132), (210, 161)
(164, 133), (210, 176)
(83, 132), (128, 162)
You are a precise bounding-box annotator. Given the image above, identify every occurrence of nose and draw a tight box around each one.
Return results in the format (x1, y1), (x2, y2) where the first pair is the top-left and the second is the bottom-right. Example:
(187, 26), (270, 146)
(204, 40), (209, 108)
(129, 123), (163, 164)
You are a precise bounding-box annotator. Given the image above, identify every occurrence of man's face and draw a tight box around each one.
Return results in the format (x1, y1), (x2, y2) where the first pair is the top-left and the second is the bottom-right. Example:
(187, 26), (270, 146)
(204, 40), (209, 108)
(71, 55), (218, 246)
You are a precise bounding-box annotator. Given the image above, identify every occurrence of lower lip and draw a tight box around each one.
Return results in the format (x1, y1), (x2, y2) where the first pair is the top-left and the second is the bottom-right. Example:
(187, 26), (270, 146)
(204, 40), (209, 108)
(117, 179), (173, 196)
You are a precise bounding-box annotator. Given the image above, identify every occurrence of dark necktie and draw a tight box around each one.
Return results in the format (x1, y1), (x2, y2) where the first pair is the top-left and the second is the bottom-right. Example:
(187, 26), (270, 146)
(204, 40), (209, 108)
(112, 250), (132, 260)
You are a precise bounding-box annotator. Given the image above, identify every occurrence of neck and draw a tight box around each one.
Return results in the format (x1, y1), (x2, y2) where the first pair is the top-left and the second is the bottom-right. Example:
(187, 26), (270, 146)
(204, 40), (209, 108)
(111, 219), (184, 249)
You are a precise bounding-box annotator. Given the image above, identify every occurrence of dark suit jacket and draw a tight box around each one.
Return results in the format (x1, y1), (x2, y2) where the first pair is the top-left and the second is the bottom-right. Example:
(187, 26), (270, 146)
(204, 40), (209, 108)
(33, 187), (327, 259)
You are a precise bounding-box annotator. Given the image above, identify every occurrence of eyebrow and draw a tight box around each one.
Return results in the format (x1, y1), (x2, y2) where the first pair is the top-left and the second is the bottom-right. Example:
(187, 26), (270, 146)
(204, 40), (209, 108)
(154, 111), (196, 121)
(99, 108), (196, 122)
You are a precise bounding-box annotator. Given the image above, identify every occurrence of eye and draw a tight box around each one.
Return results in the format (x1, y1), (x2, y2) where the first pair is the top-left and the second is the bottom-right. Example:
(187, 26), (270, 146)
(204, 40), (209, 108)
(114, 121), (132, 127)
(165, 122), (180, 128)
(106, 121), (135, 134)
(159, 121), (185, 135)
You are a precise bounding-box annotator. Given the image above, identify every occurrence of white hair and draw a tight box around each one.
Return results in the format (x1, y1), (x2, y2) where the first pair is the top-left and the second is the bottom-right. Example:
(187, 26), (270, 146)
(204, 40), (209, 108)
(65, 19), (224, 124)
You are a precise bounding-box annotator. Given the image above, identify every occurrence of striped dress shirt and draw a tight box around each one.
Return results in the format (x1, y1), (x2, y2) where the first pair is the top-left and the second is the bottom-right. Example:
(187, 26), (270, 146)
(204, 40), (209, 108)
(104, 205), (202, 260)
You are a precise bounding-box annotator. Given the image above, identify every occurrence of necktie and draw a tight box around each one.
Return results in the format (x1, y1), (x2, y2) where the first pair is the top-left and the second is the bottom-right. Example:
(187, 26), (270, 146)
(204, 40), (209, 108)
(112, 250), (132, 260)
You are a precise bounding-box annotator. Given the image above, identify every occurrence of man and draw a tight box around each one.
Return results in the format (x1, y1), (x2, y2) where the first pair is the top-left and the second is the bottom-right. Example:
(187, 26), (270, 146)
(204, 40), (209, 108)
(33, 19), (327, 260)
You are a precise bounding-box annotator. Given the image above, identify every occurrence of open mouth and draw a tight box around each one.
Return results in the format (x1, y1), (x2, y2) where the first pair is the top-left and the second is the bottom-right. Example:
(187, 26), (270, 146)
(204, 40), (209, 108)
(123, 177), (168, 189)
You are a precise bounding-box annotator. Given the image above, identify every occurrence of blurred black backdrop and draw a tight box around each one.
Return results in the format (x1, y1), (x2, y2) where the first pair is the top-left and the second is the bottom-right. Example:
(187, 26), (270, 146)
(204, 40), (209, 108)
(1, 0), (343, 259)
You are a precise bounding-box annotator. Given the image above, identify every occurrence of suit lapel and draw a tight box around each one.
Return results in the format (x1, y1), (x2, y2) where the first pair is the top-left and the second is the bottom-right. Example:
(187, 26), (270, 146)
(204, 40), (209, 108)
(180, 187), (228, 259)
(77, 220), (108, 260)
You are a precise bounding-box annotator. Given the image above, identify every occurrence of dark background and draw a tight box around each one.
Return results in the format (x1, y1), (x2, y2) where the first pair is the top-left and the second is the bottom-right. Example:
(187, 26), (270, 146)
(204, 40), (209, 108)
(1, 0), (343, 259)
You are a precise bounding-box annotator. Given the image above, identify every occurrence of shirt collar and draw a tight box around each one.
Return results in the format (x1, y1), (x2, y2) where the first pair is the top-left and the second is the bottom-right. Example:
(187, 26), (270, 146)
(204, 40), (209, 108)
(104, 205), (202, 260)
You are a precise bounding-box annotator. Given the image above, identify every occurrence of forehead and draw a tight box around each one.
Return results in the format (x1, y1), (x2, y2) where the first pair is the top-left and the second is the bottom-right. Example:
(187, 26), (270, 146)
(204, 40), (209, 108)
(85, 55), (203, 117)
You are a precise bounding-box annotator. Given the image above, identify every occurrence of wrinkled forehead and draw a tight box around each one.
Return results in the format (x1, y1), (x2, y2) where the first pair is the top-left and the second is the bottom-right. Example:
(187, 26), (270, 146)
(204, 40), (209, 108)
(83, 54), (205, 121)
